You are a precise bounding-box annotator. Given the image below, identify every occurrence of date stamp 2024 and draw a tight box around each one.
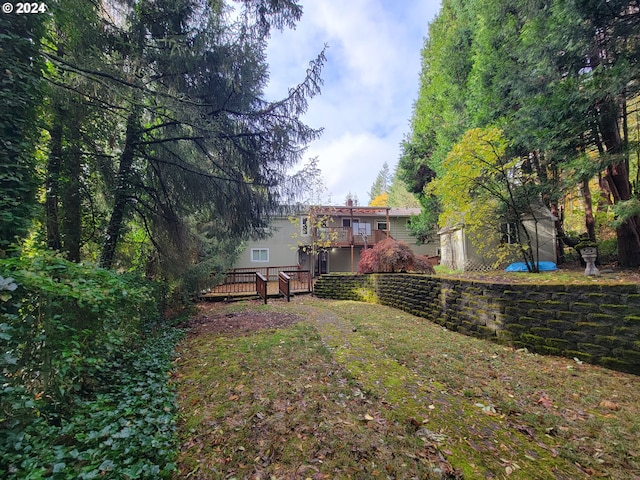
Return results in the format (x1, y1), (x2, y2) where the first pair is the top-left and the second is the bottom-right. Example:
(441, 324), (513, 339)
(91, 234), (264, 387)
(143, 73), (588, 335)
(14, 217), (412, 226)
(2, 2), (48, 14)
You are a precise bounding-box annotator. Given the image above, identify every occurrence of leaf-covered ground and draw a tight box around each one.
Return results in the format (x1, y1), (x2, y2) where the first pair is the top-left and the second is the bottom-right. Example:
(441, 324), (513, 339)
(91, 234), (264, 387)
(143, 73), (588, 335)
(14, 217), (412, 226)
(173, 297), (640, 479)
(434, 265), (640, 286)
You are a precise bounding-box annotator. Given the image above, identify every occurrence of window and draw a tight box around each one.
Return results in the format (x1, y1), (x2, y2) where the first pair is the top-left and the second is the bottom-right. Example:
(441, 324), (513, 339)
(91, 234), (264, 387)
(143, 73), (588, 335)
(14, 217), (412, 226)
(342, 218), (351, 228)
(300, 216), (309, 235)
(353, 221), (371, 235)
(376, 222), (387, 231)
(251, 248), (269, 262)
(501, 222), (519, 245)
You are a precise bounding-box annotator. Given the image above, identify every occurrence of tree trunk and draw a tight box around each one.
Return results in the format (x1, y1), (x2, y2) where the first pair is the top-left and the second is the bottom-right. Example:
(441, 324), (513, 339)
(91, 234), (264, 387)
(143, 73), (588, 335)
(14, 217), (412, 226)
(99, 108), (139, 269)
(581, 178), (596, 242)
(46, 105), (63, 251)
(548, 202), (566, 265)
(60, 98), (85, 262)
(597, 172), (613, 209)
(616, 217), (640, 267)
(598, 99), (640, 267)
(62, 144), (82, 262)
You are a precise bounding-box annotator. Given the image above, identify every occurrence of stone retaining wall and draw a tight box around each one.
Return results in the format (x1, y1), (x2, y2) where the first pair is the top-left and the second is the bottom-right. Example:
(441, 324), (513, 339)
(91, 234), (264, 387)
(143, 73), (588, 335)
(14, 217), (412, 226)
(313, 273), (640, 374)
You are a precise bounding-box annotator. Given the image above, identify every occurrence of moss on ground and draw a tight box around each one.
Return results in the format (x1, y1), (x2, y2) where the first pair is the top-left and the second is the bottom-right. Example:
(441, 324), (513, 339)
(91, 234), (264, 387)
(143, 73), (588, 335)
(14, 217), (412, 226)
(174, 297), (640, 479)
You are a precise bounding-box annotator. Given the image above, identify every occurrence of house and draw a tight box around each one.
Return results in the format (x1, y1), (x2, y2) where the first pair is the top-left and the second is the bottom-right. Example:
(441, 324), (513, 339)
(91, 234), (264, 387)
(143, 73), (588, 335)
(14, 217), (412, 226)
(233, 204), (438, 275)
(437, 206), (558, 271)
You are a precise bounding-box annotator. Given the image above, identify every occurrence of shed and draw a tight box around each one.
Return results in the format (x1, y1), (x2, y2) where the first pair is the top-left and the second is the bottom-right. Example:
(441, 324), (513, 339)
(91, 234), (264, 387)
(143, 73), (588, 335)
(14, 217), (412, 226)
(437, 206), (557, 271)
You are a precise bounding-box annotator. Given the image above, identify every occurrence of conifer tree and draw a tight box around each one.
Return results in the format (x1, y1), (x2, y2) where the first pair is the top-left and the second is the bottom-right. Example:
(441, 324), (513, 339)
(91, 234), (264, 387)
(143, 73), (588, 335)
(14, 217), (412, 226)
(38, 0), (325, 282)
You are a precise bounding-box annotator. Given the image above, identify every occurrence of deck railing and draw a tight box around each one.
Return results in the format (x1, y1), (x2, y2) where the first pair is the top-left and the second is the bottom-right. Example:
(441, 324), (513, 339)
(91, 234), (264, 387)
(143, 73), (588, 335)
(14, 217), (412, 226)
(225, 265), (301, 283)
(281, 269), (312, 293)
(204, 266), (311, 299)
(278, 272), (291, 302)
(213, 271), (257, 294)
(256, 273), (268, 304)
(315, 227), (388, 247)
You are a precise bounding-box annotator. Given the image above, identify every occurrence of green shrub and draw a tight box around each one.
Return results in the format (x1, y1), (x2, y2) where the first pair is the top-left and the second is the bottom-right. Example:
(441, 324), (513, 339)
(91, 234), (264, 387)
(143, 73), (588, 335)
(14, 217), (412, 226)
(0, 329), (183, 479)
(598, 238), (617, 263)
(1, 252), (161, 404)
(0, 250), (180, 478)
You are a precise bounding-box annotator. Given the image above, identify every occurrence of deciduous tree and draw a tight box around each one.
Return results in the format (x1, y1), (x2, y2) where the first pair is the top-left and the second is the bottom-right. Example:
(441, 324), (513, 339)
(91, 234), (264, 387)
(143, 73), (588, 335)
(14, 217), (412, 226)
(430, 128), (545, 271)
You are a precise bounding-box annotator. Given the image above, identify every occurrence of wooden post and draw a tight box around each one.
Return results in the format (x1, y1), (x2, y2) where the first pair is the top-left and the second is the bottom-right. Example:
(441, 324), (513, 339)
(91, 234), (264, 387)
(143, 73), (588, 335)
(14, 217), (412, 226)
(256, 272), (268, 304)
(386, 207), (390, 238)
(278, 271), (291, 302)
(351, 244), (354, 272)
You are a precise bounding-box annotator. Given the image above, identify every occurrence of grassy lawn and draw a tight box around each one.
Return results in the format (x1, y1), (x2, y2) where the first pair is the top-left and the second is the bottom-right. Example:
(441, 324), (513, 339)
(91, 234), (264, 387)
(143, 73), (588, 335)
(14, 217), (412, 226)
(173, 296), (640, 479)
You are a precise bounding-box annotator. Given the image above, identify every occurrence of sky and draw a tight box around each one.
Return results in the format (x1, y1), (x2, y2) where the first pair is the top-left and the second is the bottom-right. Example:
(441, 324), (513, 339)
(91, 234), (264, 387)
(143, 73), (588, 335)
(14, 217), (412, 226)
(264, 0), (442, 206)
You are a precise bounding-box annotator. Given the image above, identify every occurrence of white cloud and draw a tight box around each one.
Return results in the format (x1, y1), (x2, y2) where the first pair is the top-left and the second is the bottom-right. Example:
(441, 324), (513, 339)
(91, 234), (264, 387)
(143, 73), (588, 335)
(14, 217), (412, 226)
(308, 131), (396, 204)
(265, 0), (442, 204)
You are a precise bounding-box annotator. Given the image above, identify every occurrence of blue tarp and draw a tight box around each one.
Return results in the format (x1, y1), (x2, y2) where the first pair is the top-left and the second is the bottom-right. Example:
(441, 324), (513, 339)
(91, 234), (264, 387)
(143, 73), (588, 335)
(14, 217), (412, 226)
(505, 261), (557, 272)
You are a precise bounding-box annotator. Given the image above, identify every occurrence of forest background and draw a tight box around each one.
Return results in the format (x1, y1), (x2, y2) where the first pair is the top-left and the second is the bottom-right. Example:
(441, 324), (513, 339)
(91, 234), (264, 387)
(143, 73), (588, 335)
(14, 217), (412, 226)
(399, 0), (640, 269)
(1, 0), (639, 477)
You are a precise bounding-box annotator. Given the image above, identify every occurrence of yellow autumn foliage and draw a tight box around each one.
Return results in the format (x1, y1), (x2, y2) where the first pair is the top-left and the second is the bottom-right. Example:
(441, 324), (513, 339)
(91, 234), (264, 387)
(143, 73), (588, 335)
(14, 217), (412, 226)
(369, 192), (389, 207)
(427, 127), (521, 267)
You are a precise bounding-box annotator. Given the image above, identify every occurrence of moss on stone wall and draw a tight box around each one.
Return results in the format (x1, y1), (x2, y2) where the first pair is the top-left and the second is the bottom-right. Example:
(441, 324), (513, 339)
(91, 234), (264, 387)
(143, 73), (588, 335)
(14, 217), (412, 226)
(314, 273), (640, 375)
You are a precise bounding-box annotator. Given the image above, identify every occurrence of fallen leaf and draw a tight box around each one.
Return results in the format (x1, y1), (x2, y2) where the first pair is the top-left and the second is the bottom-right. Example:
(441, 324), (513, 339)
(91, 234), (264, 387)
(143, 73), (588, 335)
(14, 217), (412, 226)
(513, 424), (535, 438)
(599, 400), (620, 411)
(474, 402), (498, 415)
(416, 427), (447, 443)
(536, 395), (553, 408)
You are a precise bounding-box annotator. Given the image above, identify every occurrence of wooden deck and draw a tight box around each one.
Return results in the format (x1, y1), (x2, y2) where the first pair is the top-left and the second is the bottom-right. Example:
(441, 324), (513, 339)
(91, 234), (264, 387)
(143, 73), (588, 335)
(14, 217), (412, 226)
(201, 279), (313, 302)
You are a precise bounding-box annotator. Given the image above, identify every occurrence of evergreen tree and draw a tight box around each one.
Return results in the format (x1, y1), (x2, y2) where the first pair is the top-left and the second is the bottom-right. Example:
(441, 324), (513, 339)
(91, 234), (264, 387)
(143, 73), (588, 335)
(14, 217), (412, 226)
(398, 0), (474, 244)
(387, 166), (419, 208)
(38, 0), (325, 284)
(404, 0), (640, 266)
(368, 161), (391, 204)
(43, 0), (109, 261)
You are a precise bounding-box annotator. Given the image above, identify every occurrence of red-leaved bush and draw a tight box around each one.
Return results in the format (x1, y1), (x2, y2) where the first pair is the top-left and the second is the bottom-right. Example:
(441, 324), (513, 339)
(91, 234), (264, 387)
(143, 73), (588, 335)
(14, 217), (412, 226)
(357, 238), (435, 274)
(410, 254), (436, 274)
(358, 247), (380, 273)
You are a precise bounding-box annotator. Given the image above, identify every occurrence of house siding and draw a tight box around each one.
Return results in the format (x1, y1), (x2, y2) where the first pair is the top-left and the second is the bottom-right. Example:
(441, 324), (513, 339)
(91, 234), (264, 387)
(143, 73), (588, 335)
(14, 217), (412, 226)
(389, 216), (436, 257)
(232, 207), (436, 273)
(234, 218), (300, 270)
